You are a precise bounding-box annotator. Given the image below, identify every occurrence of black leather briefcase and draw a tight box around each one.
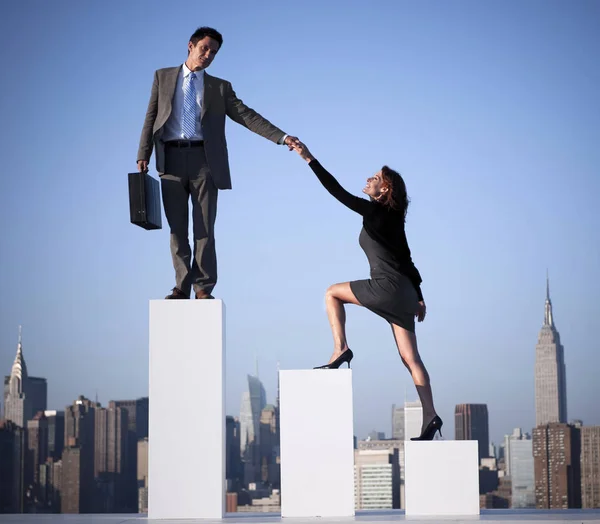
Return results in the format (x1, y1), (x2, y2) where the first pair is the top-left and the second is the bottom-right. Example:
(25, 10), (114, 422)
(128, 171), (162, 230)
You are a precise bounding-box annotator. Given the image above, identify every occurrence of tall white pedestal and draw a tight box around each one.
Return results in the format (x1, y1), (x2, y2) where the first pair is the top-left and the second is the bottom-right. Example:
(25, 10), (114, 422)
(279, 369), (355, 518)
(405, 440), (479, 516)
(148, 300), (225, 520)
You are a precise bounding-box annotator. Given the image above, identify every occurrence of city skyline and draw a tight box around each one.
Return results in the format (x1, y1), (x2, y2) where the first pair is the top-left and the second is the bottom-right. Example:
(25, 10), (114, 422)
(2, 332), (599, 512)
(1, 272), (596, 447)
(1, 1), (599, 449)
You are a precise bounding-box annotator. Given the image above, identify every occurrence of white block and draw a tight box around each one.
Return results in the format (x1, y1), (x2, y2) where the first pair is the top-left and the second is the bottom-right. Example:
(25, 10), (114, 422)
(148, 300), (225, 519)
(279, 369), (355, 518)
(405, 440), (479, 516)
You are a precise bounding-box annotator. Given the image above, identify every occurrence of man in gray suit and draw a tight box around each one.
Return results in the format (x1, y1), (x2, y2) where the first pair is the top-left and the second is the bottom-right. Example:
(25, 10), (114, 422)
(137, 27), (298, 299)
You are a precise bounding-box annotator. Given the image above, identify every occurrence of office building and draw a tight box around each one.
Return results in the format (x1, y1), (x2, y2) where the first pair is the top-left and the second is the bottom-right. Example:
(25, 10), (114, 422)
(535, 276), (567, 426)
(455, 403), (489, 461)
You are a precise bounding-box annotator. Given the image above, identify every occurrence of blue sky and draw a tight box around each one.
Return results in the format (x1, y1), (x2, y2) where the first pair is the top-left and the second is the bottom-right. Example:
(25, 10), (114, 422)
(0, 0), (598, 445)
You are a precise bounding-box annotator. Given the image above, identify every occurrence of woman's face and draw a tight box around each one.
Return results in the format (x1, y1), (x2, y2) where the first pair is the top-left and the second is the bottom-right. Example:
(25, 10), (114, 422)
(363, 170), (389, 200)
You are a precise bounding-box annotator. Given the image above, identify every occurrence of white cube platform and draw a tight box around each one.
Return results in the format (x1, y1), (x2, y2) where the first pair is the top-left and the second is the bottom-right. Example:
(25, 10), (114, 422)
(279, 369), (355, 518)
(148, 299), (225, 520)
(405, 440), (479, 516)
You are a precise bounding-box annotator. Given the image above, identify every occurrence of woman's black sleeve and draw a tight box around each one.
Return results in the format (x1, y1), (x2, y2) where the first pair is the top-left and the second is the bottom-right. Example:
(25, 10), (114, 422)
(308, 159), (372, 216)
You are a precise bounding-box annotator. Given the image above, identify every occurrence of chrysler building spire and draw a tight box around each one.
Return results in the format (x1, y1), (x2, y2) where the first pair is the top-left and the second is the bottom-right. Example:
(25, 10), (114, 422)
(9, 325), (28, 392)
(4, 325), (47, 428)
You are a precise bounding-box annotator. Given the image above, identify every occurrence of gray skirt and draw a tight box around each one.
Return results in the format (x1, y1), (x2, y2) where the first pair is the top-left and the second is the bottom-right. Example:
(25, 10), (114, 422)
(350, 272), (419, 332)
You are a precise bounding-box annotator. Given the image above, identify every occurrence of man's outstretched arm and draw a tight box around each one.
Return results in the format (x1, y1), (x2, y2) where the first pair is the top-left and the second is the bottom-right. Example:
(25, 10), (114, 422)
(224, 81), (299, 149)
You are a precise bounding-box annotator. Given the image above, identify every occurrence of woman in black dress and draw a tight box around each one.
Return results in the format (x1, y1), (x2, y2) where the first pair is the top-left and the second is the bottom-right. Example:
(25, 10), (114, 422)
(292, 141), (442, 441)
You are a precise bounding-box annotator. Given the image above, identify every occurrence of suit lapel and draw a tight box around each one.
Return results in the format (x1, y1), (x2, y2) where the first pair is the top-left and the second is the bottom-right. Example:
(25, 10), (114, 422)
(201, 72), (212, 120)
(164, 66), (181, 110)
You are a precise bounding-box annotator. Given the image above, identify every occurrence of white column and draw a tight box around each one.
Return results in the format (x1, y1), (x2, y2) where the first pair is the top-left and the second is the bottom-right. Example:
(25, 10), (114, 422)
(279, 369), (355, 518)
(405, 440), (479, 516)
(148, 300), (225, 520)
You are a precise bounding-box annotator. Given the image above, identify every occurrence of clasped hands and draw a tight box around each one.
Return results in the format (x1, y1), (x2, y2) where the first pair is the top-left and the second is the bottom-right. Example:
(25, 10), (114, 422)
(284, 136), (314, 163)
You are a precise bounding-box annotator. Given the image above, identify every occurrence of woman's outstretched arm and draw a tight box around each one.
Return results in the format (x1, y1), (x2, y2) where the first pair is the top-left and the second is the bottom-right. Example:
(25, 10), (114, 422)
(293, 142), (372, 216)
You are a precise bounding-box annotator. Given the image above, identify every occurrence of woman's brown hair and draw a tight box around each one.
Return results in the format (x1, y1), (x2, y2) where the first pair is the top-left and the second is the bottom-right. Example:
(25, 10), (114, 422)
(378, 166), (410, 220)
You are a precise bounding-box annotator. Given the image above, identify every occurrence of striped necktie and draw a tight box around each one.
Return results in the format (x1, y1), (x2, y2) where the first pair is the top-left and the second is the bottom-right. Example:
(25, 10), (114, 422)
(182, 72), (197, 139)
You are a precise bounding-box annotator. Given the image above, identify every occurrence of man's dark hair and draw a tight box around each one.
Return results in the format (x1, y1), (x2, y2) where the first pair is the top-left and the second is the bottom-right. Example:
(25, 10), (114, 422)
(189, 27), (223, 48)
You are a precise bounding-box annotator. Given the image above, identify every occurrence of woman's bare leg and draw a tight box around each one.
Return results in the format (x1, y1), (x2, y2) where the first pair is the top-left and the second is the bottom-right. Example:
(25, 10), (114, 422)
(391, 323), (437, 431)
(324, 283), (362, 364)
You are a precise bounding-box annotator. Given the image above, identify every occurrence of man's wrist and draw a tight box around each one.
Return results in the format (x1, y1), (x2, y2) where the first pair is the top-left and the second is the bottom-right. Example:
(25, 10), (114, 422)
(280, 134), (289, 145)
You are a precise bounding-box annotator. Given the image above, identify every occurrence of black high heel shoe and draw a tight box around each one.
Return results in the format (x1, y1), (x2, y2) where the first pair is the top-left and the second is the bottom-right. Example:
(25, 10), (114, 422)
(314, 348), (354, 369)
(410, 415), (443, 441)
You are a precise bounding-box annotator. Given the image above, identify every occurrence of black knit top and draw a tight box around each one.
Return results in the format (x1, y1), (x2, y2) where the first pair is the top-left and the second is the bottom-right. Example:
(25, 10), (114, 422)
(309, 159), (424, 301)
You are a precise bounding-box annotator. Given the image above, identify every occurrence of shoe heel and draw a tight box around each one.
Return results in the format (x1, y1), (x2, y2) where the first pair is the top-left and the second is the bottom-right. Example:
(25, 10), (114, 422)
(314, 348), (354, 370)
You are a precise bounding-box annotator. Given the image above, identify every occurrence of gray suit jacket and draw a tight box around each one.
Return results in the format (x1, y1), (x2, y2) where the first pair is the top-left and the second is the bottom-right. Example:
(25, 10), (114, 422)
(137, 66), (286, 190)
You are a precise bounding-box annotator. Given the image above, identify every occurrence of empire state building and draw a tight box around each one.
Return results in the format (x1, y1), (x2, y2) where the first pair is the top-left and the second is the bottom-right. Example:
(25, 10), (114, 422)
(534, 276), (567, 426)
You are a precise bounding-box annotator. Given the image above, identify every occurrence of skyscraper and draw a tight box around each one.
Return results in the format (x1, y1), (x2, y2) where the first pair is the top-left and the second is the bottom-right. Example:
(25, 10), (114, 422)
(505, 428), (535, 508)
(533, 423), (581, 509)
(137, 438), (148, 513)
(455, 403), (489, 461)
(110, 397), (149, 440)
(45, 410), (65, 461)
(226, 416), (242, 490)
(109, 397), (148, 512)
(240, 375), (267, 455)
(0, 420), (24, 513)
(581, 426), (600, 509)
(391, 404), (405, 441)
(62, 396), (96, 513)
(240, 374), (266, 485)
(3, 327), (47, 428)
(38, 457), (62, 512)
(403, 400), (423, 441)
(94, 405), (128, 512)
(535, 276), (567, 426)
(26, 411), (49, 506)
(259, 405), (280, 488)
(354, 448), (400, 510)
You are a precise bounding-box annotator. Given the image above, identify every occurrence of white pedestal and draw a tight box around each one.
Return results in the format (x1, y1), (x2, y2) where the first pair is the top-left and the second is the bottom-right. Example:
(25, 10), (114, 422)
(148, 300), (225, 520)
(279, 369), (355, 518)
(405, 440), (479, 516)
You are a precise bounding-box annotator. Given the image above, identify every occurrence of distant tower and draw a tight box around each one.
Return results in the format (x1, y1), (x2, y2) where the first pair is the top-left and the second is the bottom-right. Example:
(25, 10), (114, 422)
(581, 426), (600, 508)
(239, 374), (267, 485)
(505, 428), (535, 508)
(391, 404), (405, 441)
(535, 274), (567, 426)
(455, 403), (490, 461)
(4, 327), (31, 428)
(533, 423), (581, 509)
(3, 327), (47, 428)
(403, 400), (423, 441)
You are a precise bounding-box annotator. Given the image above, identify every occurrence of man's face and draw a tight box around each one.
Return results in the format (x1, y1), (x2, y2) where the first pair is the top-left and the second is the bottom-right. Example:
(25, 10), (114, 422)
(187, 36), (220, 70)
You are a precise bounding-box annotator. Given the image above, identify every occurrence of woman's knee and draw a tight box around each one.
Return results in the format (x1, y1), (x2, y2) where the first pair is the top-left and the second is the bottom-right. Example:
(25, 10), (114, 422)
(325, 282), (360, 306)
(325, 284), (343, 302)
